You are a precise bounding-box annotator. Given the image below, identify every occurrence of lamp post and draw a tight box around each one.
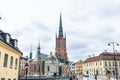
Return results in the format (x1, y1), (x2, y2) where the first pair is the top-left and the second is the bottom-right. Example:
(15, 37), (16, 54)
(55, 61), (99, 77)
(108, 42), (119, 80)
(25, 62), (29, 80)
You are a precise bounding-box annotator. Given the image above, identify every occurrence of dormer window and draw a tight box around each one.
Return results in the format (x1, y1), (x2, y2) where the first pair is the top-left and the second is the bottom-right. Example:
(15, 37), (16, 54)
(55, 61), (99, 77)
(6, 33), (10, 43)
(11, 39), (18, 48)
(14, 39), (18, 48)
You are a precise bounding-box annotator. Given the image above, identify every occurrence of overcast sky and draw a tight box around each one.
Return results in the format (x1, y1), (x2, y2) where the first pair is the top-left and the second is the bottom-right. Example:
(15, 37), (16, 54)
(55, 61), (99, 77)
(0, 0), (120, 62)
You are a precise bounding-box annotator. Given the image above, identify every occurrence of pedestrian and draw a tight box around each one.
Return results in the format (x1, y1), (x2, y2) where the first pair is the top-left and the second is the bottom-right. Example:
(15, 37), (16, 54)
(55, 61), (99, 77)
(95, 74), (97, 80)
(70, 77), (72, 80)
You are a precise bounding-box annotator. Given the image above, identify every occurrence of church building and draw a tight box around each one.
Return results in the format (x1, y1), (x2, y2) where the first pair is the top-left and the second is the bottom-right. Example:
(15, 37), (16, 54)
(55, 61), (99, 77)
(20, 13), (71, 77)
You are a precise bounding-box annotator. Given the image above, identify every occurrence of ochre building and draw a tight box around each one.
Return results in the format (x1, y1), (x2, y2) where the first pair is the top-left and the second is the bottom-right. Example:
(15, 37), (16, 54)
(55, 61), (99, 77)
(75, 60), (83, 76)
(0, 30), (22, 80)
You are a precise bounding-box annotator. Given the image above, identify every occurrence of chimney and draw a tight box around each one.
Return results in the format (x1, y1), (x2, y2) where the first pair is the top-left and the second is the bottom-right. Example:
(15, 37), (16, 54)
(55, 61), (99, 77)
(88, 55), (91, 58)
(104, 50), (107, 52)
(92, 54), (94, 57)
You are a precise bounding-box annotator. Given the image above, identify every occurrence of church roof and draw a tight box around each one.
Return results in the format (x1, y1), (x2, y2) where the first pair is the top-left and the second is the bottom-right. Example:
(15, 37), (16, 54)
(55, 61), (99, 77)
(46, 52), (57, 61)
(34, 53), (48, 61)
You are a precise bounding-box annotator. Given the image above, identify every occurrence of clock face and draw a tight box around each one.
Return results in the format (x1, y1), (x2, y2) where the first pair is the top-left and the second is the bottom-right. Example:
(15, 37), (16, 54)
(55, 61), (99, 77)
(58, 41), (60, 48)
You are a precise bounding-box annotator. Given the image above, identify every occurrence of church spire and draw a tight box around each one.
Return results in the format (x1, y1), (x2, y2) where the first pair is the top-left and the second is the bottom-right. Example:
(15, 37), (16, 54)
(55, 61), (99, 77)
(58, 13), (63, 38)
(34, 40), (41, 61)
(29, 45), (32, 59)
(37, 40), (41, 54)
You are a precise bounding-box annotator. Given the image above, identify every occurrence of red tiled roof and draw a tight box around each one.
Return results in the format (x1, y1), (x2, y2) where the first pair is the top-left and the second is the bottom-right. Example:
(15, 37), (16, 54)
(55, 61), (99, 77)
(84, 52), (120, 63)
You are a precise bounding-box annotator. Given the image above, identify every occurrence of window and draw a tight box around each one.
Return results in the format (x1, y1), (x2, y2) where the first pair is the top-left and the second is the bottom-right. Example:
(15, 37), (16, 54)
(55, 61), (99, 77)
(113, 62), (114, 66)
(0, 51), (1, 58)
(3, 54), (8, 67)
(116, 62), (117, 66)
(1, 78), (5, 80)
(109, 62), (111, 66)
(96, 62), (97, 66)
(13, 78), (16, 80)
(6, 34), (10, 43)
(47, 66), (49, 71)
(10, 56), (13, 68)
(34, 65), (36, 72)
(105, 62), (107, 66)
(38, 64), (40, 72)
(15, 58), (18, 69)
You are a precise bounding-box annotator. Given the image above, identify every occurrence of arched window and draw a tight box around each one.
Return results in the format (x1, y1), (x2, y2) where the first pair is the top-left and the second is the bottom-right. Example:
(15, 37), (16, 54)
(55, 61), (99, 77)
(34, 65), (36, 72)
(38, 64), (40, 72)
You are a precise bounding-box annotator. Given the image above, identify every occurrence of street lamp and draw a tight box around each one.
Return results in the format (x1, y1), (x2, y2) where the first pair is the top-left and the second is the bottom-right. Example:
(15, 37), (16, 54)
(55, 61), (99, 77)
(25, 62), (29, 80)
(108, 42), (119, 80)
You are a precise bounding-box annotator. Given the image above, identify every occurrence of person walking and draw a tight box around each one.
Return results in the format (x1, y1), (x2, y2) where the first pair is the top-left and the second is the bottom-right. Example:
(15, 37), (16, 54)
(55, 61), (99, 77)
(95, 74), (97, 80)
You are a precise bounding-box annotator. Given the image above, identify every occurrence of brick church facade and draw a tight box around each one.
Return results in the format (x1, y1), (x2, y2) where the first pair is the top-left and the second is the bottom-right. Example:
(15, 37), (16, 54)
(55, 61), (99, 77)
(55, 13), (68, 64)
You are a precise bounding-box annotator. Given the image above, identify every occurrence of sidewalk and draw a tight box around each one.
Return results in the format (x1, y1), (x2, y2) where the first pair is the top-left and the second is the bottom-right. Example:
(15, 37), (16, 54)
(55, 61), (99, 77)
(80, 76), (119, 80)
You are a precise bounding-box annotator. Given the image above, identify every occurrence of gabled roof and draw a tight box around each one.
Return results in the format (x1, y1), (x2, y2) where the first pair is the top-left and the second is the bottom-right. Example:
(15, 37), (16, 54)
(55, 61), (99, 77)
(34, 53), (48, 61)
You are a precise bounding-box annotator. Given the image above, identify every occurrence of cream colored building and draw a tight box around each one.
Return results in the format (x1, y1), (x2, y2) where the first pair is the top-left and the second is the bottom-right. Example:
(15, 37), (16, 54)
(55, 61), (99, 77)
(75, 60), (83, 76)
(83, 51), (120, 77)
(19, 57), (28, 77)
(0, 30), (22, 80)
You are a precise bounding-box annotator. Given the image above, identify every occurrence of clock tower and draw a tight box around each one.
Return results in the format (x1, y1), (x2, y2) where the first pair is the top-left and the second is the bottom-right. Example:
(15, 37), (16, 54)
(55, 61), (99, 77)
(55, 13), (68, 64)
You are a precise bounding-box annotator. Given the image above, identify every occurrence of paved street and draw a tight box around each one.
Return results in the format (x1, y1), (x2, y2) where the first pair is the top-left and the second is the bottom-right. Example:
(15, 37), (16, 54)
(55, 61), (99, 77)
(78, 76), (120, 80)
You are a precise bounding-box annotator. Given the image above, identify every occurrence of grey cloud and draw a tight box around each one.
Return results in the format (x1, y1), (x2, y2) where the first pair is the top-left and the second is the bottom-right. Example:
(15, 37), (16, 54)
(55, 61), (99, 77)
(68, 40), (89, 51)
(32, 21), (49, 31)
(42, 36), (52, 43)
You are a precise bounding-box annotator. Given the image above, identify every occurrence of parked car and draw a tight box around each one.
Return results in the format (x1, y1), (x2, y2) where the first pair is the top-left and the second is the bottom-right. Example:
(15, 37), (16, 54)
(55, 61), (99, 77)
(83, 74), (89, 77)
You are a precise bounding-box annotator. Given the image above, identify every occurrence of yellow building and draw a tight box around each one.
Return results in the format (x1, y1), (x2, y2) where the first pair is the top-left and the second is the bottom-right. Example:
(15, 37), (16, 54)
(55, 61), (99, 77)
(75, 60), (83, 76)
(0, 30), (22, 80)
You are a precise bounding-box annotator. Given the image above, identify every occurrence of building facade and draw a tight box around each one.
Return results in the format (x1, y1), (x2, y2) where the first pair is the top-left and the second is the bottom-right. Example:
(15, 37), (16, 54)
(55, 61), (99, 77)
(19, 57), (28, 77)
(44, 52), (59, 76)
(69, 61), (75, 76)
(83, 51), (120, 77)
(28, 42), (48, 76)
(75, 60), (83, 76)
(0, 30), (22, 80)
